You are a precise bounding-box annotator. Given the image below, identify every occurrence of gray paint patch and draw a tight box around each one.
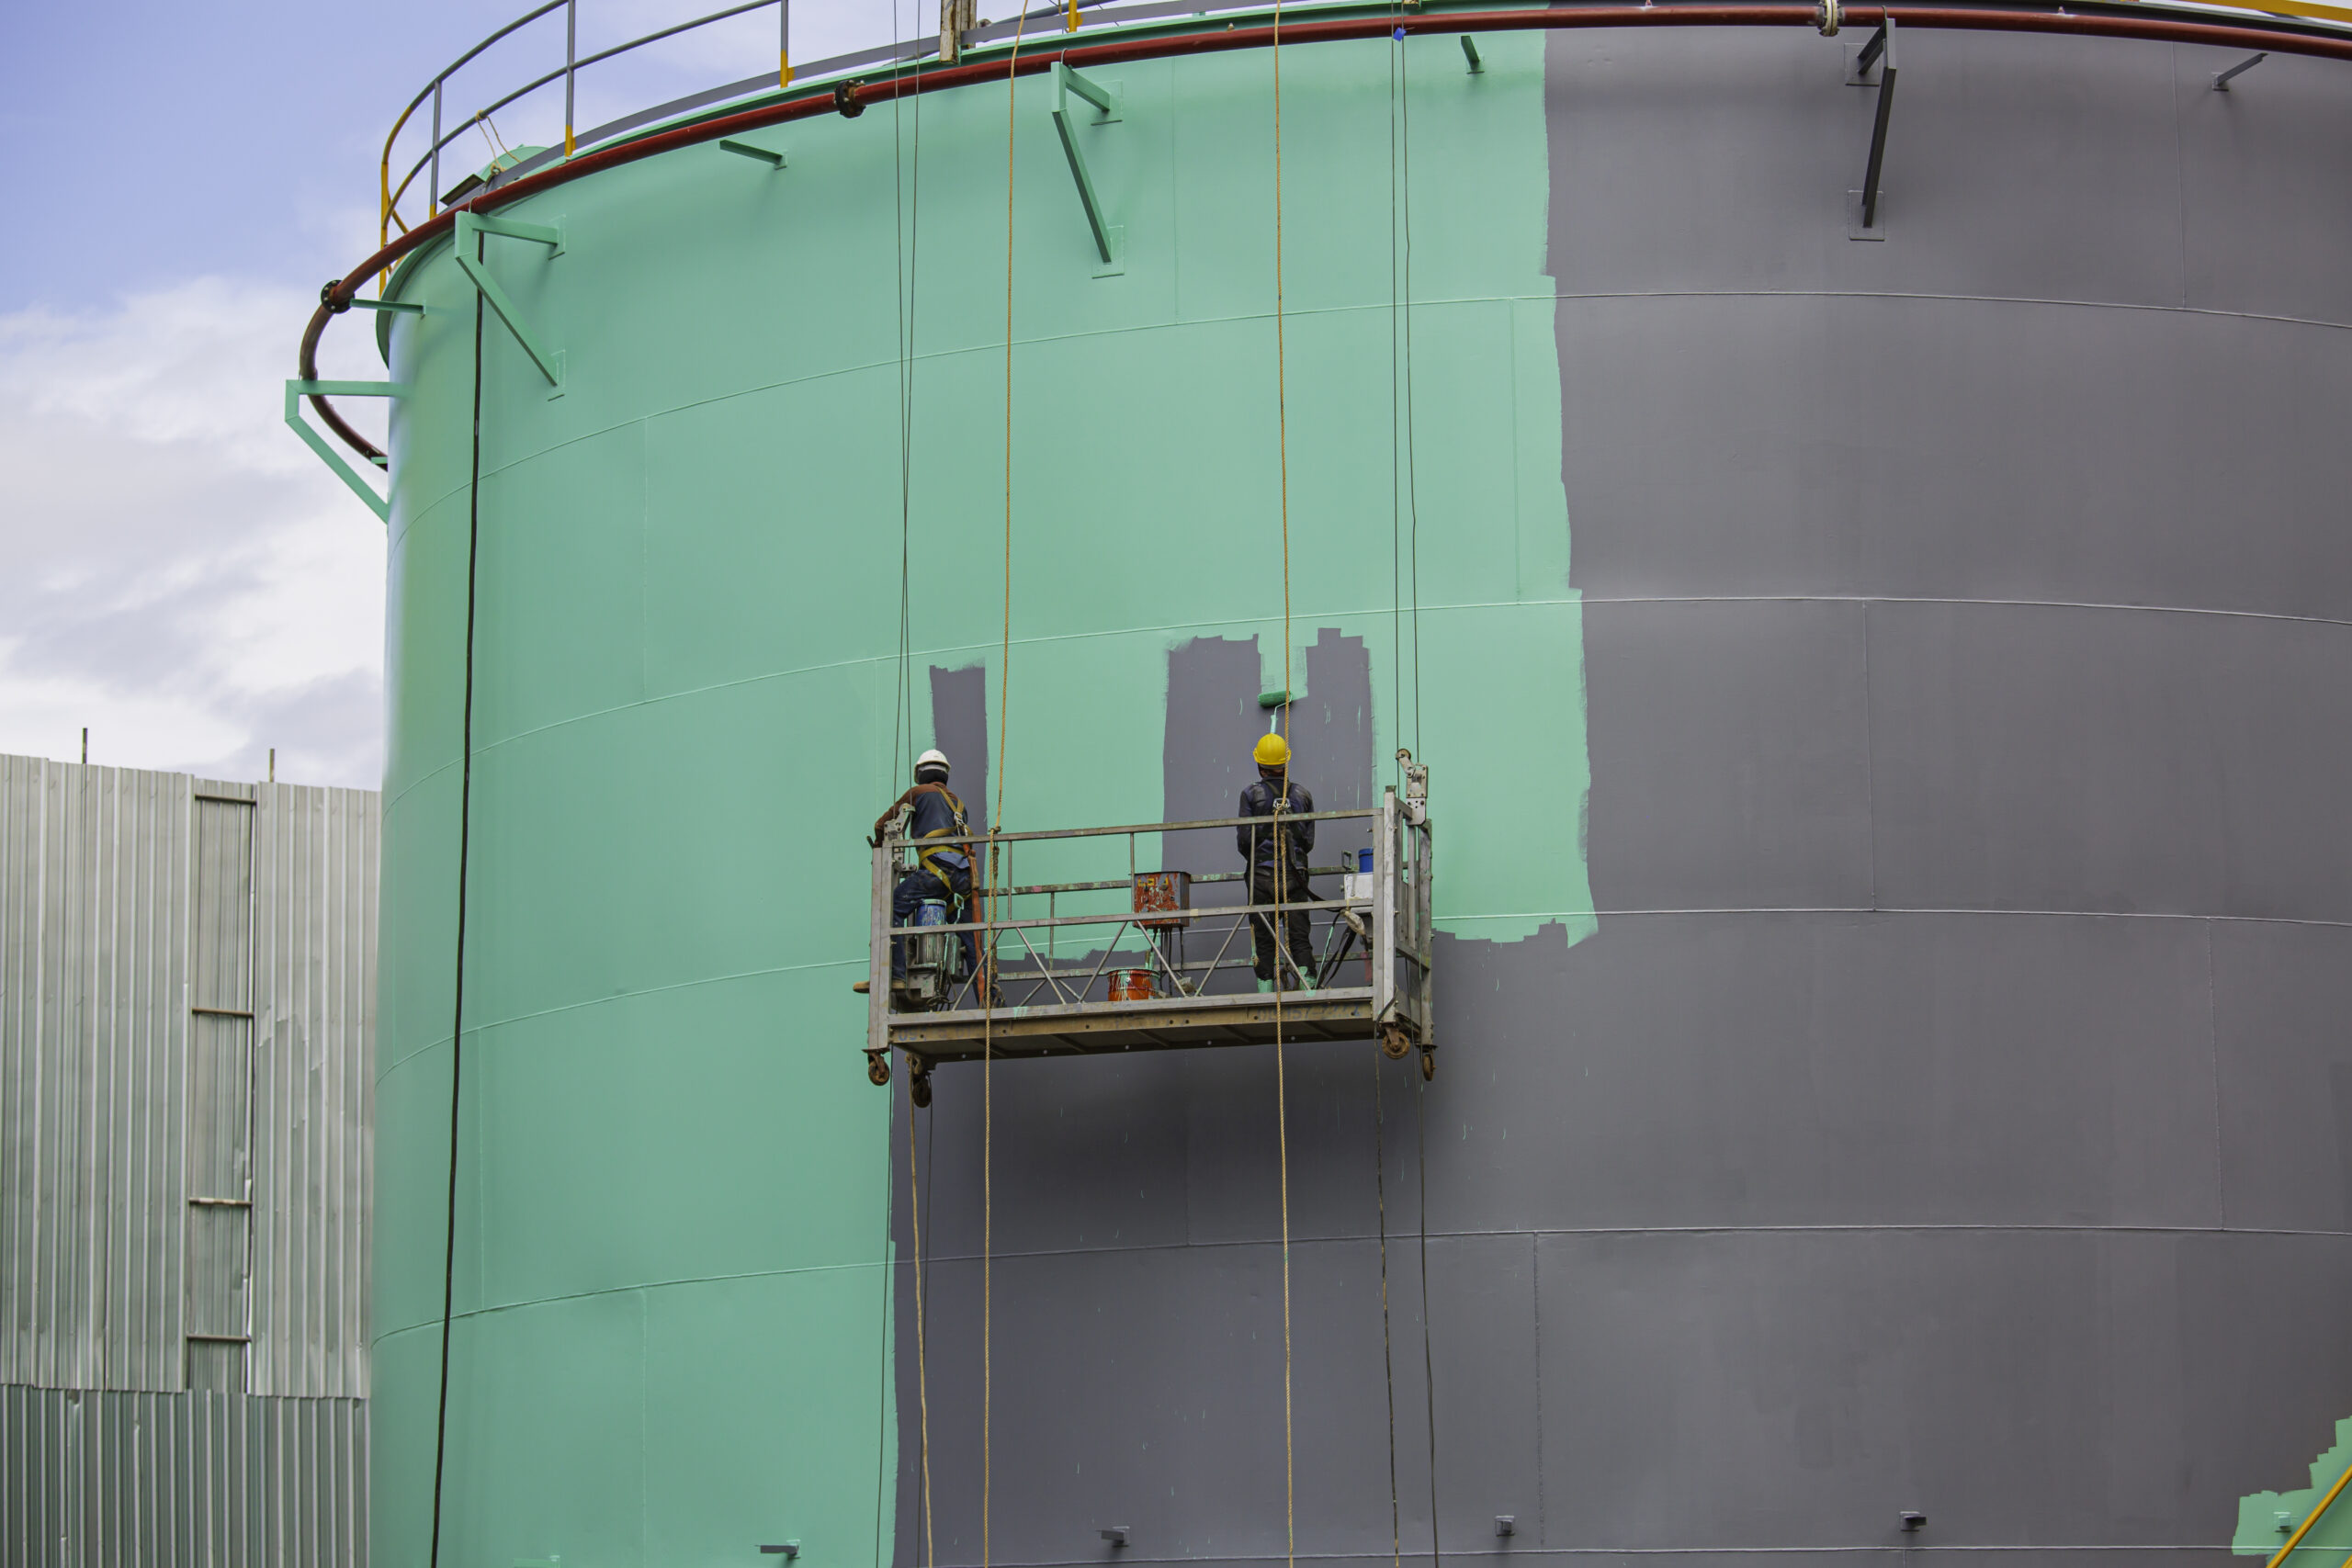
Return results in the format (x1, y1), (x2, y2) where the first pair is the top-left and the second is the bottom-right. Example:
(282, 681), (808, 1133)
(930, 664), (990, 825)
(883, 28), (2352, 1568)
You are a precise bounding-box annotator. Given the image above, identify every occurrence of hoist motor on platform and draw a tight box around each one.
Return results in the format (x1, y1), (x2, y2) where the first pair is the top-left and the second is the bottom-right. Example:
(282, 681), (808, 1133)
(864, 763), (1434, 1106)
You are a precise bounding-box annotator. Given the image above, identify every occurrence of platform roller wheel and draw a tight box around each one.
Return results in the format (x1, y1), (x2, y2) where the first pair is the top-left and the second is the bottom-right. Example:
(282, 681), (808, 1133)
(1380, 1025), (1412, 1062)
(1419, 1047), (1436, 1082)
(865, 1051), (892, 1087)
(910, 1070), (933, 1110)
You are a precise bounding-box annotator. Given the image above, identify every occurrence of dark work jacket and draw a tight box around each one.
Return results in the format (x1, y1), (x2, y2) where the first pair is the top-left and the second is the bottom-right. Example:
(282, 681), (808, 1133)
(876, 783), (972, 872)
(1237, 776), (1314, 870)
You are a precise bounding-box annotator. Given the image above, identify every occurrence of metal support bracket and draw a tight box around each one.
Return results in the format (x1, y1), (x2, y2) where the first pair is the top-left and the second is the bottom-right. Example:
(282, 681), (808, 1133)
(1051, 62), (1124, 271)
(453, 209), (565, 392)
(1460, 35), (1484, 73)
(351, 298), (425, 315)
(720, 137), (789, 167)
(284, 379), (409, 524)
(2213, 51), (2267, 89)
(1847, 17), (1897, 233)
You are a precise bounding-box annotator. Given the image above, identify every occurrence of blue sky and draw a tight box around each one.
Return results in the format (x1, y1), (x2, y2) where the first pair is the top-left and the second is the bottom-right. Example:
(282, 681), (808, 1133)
(0, 0), (910, 787)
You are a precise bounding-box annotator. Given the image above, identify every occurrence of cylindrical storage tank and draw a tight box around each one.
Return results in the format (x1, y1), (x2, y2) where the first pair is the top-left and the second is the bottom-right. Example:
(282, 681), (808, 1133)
(351, 8), (2352, 1567)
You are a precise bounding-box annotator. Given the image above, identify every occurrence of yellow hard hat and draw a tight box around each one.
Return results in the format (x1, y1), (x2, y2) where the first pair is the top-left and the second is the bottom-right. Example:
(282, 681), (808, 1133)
(1253, 731), (1291, 768)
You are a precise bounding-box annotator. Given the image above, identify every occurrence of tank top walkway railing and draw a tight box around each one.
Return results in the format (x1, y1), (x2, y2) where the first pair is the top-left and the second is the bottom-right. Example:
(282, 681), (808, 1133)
(864, 789), (1434, 1100)
(379, 0), (2352, 263)
(379, 0), (1128, 254)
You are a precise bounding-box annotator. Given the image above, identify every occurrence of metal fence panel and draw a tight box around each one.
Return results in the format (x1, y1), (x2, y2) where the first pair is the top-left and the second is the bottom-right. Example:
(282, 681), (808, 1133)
(2, 754), (377, 1559)
(248, 782), (377, 1401)
(0, 1384), (367, 1568)
(0, 757), (189, 1393)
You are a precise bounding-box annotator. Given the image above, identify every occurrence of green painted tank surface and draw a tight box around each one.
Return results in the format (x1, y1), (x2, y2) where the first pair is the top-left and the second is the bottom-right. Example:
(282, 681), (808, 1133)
(372, 30), (1587, 1568)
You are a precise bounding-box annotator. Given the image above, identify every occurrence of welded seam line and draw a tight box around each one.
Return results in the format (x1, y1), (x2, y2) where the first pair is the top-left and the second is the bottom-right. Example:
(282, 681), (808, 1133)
(435, 276), (2352, 505)
(865, 1545), (2260, 1567)
(1860, 601), (1878, 912)
(1548, 285), (2352, 335)
(2206, 917), (2227, 1231)
(886, 1216), (2352, 1269)
(1550, 908), (2352, 928)
(372, 1253), (907, 1335)
(373, 955), (862, 1076)
(411, 276), (2352, 500)
(405, 585), (2352, 795)
(1577, 594), (2352, 631)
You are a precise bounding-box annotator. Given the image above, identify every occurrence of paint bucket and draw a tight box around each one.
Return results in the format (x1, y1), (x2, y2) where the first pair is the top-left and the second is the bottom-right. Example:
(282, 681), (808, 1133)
(1109, 969), (1156, 1001)
(915, 899), (950, 927)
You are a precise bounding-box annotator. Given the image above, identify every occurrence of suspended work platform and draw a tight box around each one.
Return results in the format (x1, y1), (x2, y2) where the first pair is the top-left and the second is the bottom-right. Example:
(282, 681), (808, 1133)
(864, 780), (1433, 1102)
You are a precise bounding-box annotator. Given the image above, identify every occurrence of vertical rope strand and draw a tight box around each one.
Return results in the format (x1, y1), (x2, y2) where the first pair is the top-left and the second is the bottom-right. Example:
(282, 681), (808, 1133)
(985, 15), (1033, 1567)
(425, 239), (488, 1568)
(1376, 1057), (1402, 1568)
(891, 0), (926, 780)
(1418, 1071), (1441, 1568)
(1388, 11), (1405, 787)
(1271, 4), (1296, 1565)
(1398, 35), (1424, 754)
(872, 1063), (896, 1568)
(908, 1073), (936, 1567)
(883, 12), (928, 1554)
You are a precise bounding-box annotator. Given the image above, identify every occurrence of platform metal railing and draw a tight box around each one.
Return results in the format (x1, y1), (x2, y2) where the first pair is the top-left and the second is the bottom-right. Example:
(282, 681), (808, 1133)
(864, 789), (1433, 1093)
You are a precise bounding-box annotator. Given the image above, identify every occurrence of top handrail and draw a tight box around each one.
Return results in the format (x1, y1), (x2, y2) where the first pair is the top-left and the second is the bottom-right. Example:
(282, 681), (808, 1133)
(379, 0), (2352, 247)
(386, 0), (786, 221)
(380, 0), (570, 243)
(307, 0), (2352, 479)
(376, 0), (1127, 249)
(883, 806), (1390, 849)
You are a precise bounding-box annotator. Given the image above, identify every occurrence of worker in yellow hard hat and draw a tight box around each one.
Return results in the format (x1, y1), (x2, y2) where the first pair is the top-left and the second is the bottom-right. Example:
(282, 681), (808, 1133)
(1237, 729), (1316, 991)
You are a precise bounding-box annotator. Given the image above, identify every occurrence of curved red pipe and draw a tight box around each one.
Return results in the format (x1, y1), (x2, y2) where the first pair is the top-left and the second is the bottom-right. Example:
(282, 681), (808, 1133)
(303, 0), (2352, 468)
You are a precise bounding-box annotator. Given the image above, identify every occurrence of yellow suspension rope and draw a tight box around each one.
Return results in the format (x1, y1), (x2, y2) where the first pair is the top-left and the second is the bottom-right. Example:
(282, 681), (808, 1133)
(983, 13), (1032, 1567)
(908, 1073), (937, 1567)
(1270, 1), (1296, 1562)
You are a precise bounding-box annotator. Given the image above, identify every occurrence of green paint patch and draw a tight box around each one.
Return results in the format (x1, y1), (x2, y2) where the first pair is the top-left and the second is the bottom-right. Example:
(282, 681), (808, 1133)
(2237, 1417), (2352, 1557)
(373, 26), (1589, 1568)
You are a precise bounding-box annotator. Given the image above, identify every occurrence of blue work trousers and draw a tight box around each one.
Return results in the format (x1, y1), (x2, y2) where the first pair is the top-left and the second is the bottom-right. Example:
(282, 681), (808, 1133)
(891, 863), (978, 980)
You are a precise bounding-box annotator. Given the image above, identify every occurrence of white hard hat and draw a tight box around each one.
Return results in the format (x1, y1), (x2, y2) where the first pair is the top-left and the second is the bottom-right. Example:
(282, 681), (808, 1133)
(916, 749), (950, 774)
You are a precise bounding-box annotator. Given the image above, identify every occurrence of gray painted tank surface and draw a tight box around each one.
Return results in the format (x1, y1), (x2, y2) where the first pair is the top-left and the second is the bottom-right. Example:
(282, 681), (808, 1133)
(886, 24), (2352, 1568)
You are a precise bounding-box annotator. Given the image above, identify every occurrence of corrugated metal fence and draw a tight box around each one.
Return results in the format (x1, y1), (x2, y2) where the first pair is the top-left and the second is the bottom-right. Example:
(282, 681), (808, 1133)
(0, 755), (377, 1566)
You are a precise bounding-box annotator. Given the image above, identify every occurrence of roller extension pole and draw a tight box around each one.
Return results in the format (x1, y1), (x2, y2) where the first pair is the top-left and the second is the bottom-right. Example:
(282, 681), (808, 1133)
(565, 0), (577, 155)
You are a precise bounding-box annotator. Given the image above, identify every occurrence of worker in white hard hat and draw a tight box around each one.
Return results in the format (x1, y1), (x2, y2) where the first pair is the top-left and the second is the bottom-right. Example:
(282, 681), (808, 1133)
(870, 749), (980, 986)
(1237, 730), (1316, 991)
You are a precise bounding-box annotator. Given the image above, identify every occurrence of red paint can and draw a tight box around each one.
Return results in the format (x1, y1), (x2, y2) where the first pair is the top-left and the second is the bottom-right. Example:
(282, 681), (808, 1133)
(1109, 969), (1157, 1001)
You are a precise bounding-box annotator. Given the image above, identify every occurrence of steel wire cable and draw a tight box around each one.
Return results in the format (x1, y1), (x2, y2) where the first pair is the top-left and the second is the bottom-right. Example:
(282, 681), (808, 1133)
(877, 0), (924, 1539)
(1375, 1055), (1404, 1568)
(984, 10), (1036, 1564)
(888, 0), (937, 1555)
(1418, 1069), (1441, 1568)
(909, 1066), (940, 1565)
(1270, 2), (1298, 1562)
(1400, 41), (1423, 758)
(892, 0), (928, 783)
(873, 1049), (897, 1568)
(1396, 47), (1434, 1562)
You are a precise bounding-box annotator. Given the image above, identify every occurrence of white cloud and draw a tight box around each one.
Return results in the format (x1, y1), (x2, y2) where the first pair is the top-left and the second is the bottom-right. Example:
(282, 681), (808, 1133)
(0, 277), (388, 788)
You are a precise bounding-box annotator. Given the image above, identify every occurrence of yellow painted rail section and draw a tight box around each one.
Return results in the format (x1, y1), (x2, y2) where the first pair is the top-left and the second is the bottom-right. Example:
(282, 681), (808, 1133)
(2267, 1460), (2352, 1568)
